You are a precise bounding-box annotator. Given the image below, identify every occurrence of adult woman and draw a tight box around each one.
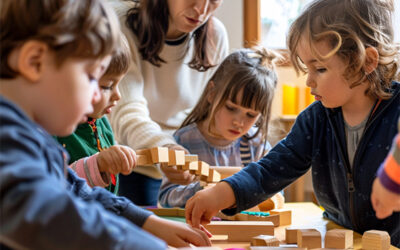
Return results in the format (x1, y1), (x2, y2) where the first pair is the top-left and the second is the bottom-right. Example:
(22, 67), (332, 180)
(109, 0), (229, 205)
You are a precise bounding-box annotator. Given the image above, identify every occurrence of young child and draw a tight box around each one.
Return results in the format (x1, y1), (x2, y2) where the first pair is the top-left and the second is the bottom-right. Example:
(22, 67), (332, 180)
(55, 36), (135, 195)
(0, 0), (211, 248)
(371, 118), (400, 219)
(185, 0), (400, 246)
(158, 48), (283, 208)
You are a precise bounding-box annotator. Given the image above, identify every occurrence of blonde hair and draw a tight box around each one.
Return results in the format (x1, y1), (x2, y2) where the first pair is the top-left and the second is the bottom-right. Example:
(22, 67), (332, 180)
(1, 0), (121, 79)
(288, 0), (400, 100)
(181, 47), (282, 144)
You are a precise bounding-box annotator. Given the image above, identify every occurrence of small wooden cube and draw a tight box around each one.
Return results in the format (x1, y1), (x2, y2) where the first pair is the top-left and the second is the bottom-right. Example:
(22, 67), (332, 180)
(325, 229), (353, 249)
(206, 169), (221, 183)
(251, 235), (280, 246)
(297, 229), (321, 249)
(362, 230), (390, 250)
(195, 161), (209, 176)
(285, 227), (298, 244)
(168, 149), (185, 166)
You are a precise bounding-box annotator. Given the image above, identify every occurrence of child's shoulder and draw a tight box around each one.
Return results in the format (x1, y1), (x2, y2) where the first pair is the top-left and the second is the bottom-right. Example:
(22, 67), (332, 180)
(173, 123), (203, 143)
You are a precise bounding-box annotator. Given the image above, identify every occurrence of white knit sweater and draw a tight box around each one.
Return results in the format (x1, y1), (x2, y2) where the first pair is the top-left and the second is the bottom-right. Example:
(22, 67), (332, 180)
(109, 0), (229, 179)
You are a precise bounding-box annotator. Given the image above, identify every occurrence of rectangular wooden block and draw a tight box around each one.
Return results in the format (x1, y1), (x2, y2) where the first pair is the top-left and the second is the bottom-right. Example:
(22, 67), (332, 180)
(207, 169), (221, 183)
(136, 147), (169, 164)
(270, 209), (292, 226)
(168, 149), (185, 166)
(251, 235), (280, 246)
(204, 221), (274, 242)
(136, 154), (152, 166)
(146, 207), (185, 217)
(195, 161), (209, 176)
(285, 228), (298, 244)
(325, 229), (353, 249)
(362, 230), (391, 250)
(182, 161), (199, 171)
(184, 154), (198, 163)
(216, 211), (281, 227)
(209, 166), (242, 179)
(297, 229), (321, 249)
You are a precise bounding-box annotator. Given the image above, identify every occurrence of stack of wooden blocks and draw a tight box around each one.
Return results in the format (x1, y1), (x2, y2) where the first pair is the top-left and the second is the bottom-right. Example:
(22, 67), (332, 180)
(135, 147), (221, 185)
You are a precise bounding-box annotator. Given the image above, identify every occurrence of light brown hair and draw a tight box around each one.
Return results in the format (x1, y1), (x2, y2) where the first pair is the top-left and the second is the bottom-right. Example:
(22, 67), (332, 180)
(288, 0), (400, 99)
(1, 0), (121, 79)
(103, 34), (131, 77)
(181, 47), (281, 144)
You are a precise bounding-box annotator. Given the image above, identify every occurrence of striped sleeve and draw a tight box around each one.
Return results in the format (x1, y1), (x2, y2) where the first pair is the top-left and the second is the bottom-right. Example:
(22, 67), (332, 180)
(378, 134), (400, 194)
(69, 154), (111, 188)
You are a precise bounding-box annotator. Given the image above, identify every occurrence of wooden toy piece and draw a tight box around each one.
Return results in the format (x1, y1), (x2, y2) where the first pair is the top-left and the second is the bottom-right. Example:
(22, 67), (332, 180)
(168, 149), (185, 166)
(251, 235), (280, 246)
(285, 227), (298, 244)
(249, 248), (306, 250)
(297, 229), (322, 249)
(181, 160), (199, 172)
(184, 154), (198, 164)
(216, 210), (281, 226)
(209, 166), (242, 179)
(325, 229), (353, 249)
(204, 221), (274, 242)
(195, 161), (209, 177)
(146, 207), (185, 217)
(362, 230), (390, 250)
(136, 147), (169, 165)
(206, 169), (221, 183)
(270, 209), (292, 226)
(177, 247), (223, 250)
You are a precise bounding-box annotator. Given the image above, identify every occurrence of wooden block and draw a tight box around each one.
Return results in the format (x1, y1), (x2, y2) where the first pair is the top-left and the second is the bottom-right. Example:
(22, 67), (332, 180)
(184, 154), (198, 163)
(136, 154), (152, 166)
(251, 235), (280, 246)
(362, 230), (390, 250)
(270, 209), (292, 226)
(207, 169), (221, 183)
(150, 147), (169, 163)
(182, 161), (199, 171)
(168, 149), (185, 166)
(195, 161), (209, 176)
(209, 166), (242, 179)
(204, 221), (274, 242)
(297, 229), (321, 249)
(285, 227), (298, 244)
(216, 211), (281, 227)
(325, 229), (353, 249)
(146, 207), (185, 217)
(178, 247), (223, 250)
(136, 147), (169, 164)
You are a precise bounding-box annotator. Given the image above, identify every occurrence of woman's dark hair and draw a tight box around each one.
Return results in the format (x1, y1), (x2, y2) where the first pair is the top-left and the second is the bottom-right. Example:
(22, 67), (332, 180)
(126, 0), (215, 72)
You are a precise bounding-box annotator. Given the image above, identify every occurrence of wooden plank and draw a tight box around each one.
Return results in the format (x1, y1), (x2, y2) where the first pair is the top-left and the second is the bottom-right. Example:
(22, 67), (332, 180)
(209, 166), (242, 179)
(204, 221), (274, 242)
(146, 207), (185, 217)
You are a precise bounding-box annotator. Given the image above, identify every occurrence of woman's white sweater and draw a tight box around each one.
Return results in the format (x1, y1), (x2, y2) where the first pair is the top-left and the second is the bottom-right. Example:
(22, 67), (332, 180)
(109, 0), (229, 179)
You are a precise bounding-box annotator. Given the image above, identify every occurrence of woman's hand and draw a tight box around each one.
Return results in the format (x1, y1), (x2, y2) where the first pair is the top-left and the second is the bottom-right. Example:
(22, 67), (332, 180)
(142, 215), (211, 247)
(97, 145), (136, 175)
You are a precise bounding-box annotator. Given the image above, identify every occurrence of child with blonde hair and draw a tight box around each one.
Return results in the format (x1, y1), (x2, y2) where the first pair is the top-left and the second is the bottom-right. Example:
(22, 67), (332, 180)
(159, 47), (284, 208)
(185, 0), (400, 246)
(56, 36), (135, 195)
(0, 0), (211, 248)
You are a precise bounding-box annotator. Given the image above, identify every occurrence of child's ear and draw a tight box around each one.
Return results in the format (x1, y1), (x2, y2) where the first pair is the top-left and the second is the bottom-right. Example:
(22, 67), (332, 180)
(14, 41), (48, 82)
(364, 47), (379, 74)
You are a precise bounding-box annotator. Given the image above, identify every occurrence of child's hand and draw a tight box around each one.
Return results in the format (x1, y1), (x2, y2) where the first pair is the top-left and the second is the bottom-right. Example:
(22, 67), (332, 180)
(142, 215), (211, 247)
(185, 181), (236, 228)
(97, 145), (136, 175)
(371, 178), (400, 219)
(161, 143), (196, 185)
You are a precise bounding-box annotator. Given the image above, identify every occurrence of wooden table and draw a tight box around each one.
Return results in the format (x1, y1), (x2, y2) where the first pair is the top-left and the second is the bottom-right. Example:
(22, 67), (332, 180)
(210, 202), (398, 249)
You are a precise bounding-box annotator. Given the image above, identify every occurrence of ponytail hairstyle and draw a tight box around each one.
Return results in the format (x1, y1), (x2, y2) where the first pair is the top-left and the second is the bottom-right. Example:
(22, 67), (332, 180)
(181, 47), (282, 144)
(125, 0), (216, 72)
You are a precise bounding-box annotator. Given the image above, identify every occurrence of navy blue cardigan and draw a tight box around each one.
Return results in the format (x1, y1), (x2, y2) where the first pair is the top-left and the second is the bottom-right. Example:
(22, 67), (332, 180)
(224, 81), (400, 246)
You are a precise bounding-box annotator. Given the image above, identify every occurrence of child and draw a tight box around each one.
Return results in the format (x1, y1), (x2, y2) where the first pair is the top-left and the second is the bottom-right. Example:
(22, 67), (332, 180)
(0, 0), (211, 248)
(371, 118), (400, 219)
(158, 48), (283, 208)
(185, 0), (400, 246)
(55, 36), (135, 195)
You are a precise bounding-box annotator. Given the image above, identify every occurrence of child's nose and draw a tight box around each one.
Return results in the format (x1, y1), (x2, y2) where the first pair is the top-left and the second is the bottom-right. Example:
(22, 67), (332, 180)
(306, 75), (316, 88)
(233, 118), (244, 127)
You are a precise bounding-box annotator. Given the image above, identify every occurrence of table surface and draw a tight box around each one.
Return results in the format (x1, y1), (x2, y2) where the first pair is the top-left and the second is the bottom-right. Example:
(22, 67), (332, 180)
(207, 202), (398, 249)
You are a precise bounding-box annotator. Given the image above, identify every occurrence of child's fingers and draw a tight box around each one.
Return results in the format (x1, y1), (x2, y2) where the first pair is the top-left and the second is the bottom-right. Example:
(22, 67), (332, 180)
(199, 224), (212, 238)
(119, 146), (135, 174)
